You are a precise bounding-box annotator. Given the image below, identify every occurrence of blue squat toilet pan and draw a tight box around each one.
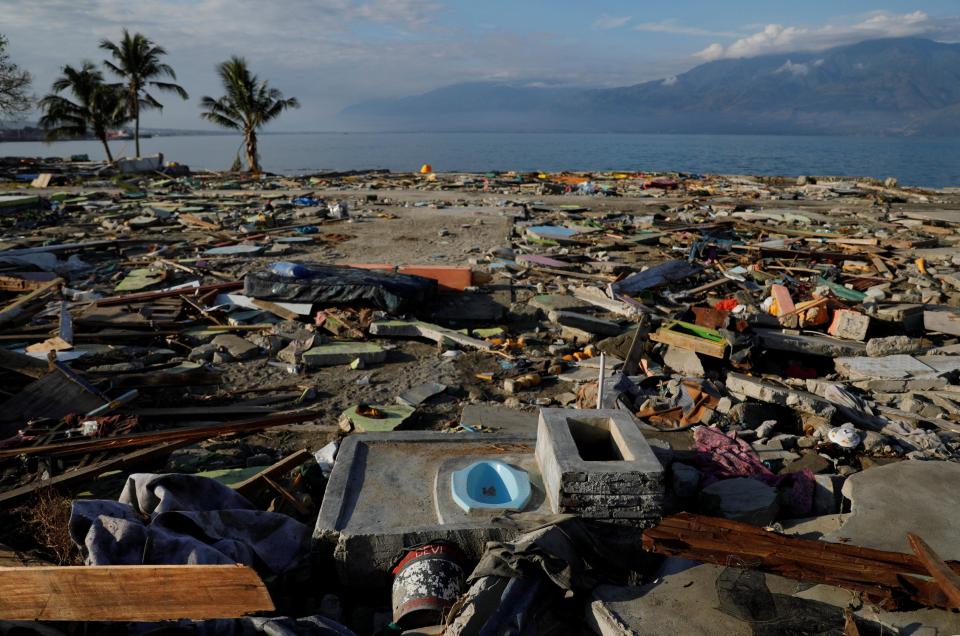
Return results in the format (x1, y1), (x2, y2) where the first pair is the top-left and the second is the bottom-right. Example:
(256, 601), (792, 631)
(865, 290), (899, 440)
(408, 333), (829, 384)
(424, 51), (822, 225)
(451, 460), (531, 513)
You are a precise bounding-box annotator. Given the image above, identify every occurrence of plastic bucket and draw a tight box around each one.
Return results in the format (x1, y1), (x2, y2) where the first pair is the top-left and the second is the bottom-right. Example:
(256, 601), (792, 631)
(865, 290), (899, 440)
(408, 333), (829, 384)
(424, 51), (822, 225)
(391, 542), (466, 628)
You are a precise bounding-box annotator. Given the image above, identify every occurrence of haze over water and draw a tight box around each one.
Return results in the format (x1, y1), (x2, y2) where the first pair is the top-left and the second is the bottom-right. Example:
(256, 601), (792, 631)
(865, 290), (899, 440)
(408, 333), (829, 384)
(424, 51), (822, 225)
(3, 132), (958, 188)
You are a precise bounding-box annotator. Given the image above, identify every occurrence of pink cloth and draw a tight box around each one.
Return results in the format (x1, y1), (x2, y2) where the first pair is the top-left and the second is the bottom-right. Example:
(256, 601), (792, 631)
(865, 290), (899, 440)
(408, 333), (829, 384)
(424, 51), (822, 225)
(693, 426), (814, 517)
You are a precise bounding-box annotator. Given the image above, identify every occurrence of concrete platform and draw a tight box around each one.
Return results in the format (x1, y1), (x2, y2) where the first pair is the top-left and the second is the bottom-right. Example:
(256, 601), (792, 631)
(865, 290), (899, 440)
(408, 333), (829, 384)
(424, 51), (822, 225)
(314, 431), (543, 587)
(823, 460), (960, 560)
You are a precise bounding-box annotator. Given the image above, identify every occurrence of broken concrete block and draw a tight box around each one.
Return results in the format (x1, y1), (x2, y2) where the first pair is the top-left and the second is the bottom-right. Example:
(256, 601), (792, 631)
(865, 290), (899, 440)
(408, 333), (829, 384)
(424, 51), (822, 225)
(811, 474), (845, 515)
(699, 477), (779, 526)
(302, 342), (386, 368)
(535, 408), (663, 524)
(752, 328), (867, 357)
(369, 320), (491, 350)
(663, 345), (704, 376)
(210, 334), (260, 360)
(865, 335), (921, 357)
(725, 373), (837, 419)
(827, 309), (870, 341)
(834, 354), (936, 380)
(781, 451), (833, 475)
(548, 310), (622, 336)
(528, 294), (590, 313)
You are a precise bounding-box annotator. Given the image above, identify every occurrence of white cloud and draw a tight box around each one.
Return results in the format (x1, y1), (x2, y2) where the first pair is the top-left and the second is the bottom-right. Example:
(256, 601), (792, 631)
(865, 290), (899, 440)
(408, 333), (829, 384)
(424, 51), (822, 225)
(775, 60), (809, 76)
(593, 14), (631, 30)
(661, 75), (678, 86)
(695, 10), (960, 61)
(634, 21), (736, 37)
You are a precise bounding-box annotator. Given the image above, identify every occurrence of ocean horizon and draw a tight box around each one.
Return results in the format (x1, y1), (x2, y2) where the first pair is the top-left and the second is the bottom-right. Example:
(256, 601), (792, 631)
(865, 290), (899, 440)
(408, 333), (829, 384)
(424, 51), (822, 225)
(2, 131), (958, 188)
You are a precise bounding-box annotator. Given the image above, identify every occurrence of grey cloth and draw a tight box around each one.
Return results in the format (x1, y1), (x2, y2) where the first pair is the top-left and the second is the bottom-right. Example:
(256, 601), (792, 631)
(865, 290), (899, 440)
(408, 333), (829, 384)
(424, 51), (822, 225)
(471, 517), (630, 593)
(69, 473), (311, 577)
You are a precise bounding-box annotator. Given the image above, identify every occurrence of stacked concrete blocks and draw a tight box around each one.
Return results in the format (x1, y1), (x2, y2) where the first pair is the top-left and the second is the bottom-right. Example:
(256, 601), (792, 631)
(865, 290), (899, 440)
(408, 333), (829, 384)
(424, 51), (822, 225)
(535, 408), (664, 526)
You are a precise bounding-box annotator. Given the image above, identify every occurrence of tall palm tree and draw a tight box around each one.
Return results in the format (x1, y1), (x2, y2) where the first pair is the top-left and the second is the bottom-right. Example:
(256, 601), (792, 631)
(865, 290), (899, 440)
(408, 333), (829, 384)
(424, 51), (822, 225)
(38, 62), (127, 162)
(99, 30), (188, 157)
(200, 56), (299, 174)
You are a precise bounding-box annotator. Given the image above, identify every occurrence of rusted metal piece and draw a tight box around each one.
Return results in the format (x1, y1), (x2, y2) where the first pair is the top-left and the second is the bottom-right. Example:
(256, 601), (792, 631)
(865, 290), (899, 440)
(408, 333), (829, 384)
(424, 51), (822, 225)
(642, 513), (960, 610)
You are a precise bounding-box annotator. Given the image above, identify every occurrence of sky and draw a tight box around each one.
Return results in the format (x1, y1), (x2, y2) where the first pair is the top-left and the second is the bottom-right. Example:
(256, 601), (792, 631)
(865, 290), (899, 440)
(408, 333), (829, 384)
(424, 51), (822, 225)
(2, 1), (959, 131)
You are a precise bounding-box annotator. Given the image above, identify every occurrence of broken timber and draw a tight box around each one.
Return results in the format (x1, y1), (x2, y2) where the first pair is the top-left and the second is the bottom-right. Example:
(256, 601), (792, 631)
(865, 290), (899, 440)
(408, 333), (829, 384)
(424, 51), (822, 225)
(643, 513), (960, 610)
(0, 565), (273, 621)
(0, 410), (320, 460)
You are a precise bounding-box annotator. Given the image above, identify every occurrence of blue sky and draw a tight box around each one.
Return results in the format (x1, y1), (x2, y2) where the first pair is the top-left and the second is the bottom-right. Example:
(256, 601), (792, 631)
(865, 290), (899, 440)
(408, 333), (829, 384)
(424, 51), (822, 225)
(2, 1), (959, 130)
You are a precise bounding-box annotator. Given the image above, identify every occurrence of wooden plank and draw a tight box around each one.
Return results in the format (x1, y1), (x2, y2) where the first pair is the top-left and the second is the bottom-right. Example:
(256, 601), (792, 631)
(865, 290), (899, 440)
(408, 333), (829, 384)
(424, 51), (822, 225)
(0, 274), (59, 293)
(0, 565), (273, 620)
(0, 347), (50, 379)
(250, 297), (302, 321)
(907, 532), (960, 609)
(650, 321), (727, 358)
(0, 441), (189, 507)
(234, 449), (310, 498)
(643, 513), (960, 610)
(96, 281), (242, 307)
(0, 278), (62, 326)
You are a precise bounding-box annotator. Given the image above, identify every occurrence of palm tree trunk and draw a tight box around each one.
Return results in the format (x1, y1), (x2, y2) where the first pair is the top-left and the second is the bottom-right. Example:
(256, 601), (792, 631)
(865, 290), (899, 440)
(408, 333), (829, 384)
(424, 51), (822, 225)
(245, 128), (259, 174)
(99, 136), (114, 163)
(131, 85), (140, 158)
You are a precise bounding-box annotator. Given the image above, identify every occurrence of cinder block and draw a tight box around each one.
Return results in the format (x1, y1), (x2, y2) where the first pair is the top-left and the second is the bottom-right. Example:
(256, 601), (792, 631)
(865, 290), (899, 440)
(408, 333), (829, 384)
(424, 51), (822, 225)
(827, 309), (870, 341)
(535, 408), (664, 524)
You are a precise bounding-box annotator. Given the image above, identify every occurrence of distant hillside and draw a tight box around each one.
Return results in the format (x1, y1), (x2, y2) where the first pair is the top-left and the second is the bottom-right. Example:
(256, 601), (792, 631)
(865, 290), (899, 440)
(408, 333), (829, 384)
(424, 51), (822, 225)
(340, 38), (960, 135)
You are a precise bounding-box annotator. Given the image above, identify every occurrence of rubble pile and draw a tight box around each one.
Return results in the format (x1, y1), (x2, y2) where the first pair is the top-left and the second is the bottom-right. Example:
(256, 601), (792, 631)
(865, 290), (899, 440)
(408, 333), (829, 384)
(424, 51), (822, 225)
(0, 164), (958, 634)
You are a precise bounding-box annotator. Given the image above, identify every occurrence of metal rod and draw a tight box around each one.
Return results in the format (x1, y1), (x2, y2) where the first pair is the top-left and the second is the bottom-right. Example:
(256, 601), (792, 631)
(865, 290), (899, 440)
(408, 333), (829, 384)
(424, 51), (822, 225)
(596, 353), (606, 409)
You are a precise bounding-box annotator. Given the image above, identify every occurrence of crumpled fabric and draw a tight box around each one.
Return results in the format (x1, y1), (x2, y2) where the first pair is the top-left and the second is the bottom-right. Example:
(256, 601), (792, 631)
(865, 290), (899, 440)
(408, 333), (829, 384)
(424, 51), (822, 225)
(69, 473), (311, 578)
(469, 516), (630, 593)
(693, 426), (814, 517)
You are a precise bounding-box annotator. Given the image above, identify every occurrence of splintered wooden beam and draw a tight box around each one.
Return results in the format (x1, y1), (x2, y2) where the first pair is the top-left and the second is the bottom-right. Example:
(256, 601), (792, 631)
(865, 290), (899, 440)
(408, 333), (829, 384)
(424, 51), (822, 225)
(643, 513), (960, 610)
(0, 565), (274, 621)
(907, 532), (960, 609)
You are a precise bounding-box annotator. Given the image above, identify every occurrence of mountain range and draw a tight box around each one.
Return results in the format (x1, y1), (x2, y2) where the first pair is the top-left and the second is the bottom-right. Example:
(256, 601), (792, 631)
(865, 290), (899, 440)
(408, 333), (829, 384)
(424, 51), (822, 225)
(339, 38), (960, 135)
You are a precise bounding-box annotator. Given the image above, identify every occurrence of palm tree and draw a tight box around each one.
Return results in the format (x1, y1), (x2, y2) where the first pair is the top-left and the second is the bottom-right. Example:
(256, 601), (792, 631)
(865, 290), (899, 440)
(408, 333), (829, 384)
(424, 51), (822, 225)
(200, 56), (299, 174)
(99, 30), (188, 157)
(38, 63), (127, 162)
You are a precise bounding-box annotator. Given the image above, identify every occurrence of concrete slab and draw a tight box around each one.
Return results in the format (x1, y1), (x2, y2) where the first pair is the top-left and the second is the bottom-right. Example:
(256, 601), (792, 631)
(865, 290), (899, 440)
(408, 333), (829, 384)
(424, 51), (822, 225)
(397, 382), (446, 407)
(589, 559), (903, 636)
(339, 403), (414, 432)
(314, 431), (540, 587)
(548, 310), (623, 336)
(528, 294), (590, 313)
(302, 342), (386, 368)
(369, 320), (491, 350)
(824, 460), (960, 560)
(834, 354), (936, 380)
(210, 334), (260, 360)
(587, 562), (753, 636)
